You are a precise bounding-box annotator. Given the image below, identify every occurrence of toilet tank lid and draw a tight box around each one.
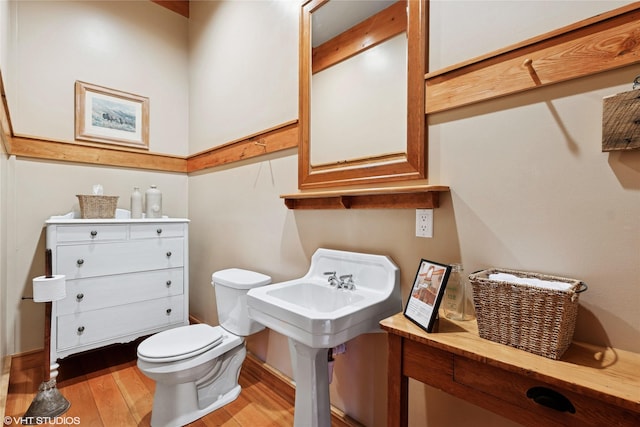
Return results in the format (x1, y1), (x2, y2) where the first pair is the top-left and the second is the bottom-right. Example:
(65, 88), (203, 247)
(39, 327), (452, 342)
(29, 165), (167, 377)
(212, 268), (271, 289)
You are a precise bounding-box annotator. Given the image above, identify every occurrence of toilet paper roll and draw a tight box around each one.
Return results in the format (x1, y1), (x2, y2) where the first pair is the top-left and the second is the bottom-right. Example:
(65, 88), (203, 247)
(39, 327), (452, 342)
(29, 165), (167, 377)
(32, 275), (66, 302)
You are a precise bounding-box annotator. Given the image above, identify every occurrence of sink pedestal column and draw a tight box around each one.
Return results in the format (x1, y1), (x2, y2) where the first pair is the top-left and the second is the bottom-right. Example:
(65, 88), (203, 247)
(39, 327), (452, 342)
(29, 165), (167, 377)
(290, 339), (331, 427)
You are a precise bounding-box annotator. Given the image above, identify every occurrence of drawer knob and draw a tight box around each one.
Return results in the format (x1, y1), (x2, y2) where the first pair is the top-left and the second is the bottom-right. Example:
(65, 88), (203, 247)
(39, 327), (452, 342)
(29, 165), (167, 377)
(166, 308), (172, 315)
(526, 387), (575, 414)
(76, 293), (84, 301)
(77, 326), (85, 334)
(90, 230), (98, 237)
(166, 251), (172, 257)
(166, 280), (172, 287)
(77, 259), (84, 266)
(157, 228), (163, 234)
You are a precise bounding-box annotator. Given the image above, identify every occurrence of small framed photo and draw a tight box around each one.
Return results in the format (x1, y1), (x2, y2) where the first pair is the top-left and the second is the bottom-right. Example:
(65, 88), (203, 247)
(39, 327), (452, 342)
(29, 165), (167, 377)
(75, 81), (149, 149)
(404, 259), (452, 333)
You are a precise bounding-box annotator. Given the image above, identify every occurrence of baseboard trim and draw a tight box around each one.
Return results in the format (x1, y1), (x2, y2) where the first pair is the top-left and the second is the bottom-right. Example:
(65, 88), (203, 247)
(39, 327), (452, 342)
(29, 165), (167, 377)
(1, 355), (12, 420)
(244, 352), (364, 427)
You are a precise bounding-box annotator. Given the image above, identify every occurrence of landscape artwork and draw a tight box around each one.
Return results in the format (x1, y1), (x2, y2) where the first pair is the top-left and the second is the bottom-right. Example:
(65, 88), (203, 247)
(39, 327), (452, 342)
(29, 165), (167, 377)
(75, 81), (149, 149)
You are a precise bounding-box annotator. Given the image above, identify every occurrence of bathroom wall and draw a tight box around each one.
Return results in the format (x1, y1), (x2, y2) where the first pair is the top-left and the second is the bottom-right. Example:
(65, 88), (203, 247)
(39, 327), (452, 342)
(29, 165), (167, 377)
(0, 0), (11, 364)
(187, 1), (639, 426)
(1, 0), (190, 354)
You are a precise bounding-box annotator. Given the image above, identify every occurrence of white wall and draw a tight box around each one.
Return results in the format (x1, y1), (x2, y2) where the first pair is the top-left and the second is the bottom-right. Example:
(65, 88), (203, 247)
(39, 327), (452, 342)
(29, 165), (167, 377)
(0, 0), (11, 364)
(188, 0), (298, 153)
(2, 0), (190, 355)
(7, 0), (189, 156)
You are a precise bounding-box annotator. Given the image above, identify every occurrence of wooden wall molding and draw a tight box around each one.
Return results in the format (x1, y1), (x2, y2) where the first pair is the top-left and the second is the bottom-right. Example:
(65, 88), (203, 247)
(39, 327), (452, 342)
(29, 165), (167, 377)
(0, 70), (12, 155)
(187, 120), (298, 173)
(10, 135), (187, 172)
(425, 2), (640, 114)
(150, 0), (189, 18)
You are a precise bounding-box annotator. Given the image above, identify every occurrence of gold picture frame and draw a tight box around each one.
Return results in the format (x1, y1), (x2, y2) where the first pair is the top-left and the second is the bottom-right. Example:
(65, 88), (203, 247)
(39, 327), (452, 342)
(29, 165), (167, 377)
(75, 81), (149, 149)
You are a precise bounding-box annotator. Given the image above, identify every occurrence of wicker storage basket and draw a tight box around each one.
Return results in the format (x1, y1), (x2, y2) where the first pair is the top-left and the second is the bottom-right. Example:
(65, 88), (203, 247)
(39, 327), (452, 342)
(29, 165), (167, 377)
(76, 195), (119, 219)
(468, 268), (587, 360)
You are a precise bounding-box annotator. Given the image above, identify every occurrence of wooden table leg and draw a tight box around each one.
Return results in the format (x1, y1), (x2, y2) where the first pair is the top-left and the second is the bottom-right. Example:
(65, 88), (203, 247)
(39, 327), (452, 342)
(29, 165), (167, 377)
(387, 333), (408, 427)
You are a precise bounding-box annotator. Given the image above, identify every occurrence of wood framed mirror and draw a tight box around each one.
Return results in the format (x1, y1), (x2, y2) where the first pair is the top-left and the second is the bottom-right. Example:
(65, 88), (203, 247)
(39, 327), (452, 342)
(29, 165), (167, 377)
(298, 0), (427, 190)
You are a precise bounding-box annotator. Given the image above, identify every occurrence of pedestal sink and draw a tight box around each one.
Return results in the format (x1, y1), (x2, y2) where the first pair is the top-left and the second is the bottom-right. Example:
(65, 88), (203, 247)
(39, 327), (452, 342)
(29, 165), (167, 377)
(246, 248), (400, 427)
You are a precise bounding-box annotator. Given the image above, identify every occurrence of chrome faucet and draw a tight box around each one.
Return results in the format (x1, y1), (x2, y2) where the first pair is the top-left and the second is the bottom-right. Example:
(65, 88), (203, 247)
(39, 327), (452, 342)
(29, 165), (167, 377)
(339, 274), (355, 290)
(324, 271), (340, 287)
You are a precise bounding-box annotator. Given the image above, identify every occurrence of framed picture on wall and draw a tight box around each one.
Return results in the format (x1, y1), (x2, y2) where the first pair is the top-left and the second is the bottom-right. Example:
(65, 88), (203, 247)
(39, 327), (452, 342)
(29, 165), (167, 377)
(404, 259), (452, 333)
(75, 81), (149, 149)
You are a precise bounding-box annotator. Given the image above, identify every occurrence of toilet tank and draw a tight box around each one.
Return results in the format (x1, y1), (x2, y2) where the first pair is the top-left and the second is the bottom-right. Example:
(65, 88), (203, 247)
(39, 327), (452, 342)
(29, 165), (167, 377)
(212, 268), (271, 336)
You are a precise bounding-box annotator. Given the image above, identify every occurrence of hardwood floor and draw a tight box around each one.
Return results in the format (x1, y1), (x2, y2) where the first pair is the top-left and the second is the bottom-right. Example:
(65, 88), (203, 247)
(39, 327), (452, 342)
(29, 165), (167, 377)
(5, 340), (297, 426)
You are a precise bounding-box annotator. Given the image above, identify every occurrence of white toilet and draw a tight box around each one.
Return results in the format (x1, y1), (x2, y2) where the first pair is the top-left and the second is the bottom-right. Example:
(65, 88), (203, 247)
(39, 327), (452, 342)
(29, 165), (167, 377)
(137, 268), (271, 427)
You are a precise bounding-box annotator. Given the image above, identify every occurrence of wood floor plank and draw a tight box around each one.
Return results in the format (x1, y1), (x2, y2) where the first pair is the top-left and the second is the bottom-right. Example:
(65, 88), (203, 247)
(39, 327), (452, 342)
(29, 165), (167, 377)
(58, 375), (102, 426)
(81, 351), (139, 426)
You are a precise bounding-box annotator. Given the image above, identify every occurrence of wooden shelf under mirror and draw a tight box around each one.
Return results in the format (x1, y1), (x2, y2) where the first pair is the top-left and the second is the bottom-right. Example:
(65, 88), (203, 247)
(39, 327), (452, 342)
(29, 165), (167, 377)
(281, 184), (449, 210)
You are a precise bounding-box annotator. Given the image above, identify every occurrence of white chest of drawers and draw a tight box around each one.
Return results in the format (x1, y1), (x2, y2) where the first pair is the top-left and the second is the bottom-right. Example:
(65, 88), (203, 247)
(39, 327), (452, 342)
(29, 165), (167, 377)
(45, 218), (189, 362)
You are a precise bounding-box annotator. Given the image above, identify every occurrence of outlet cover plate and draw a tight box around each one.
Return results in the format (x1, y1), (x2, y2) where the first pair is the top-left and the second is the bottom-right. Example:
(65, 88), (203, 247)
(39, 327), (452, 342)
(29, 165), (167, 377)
(416, 209), (433, 238)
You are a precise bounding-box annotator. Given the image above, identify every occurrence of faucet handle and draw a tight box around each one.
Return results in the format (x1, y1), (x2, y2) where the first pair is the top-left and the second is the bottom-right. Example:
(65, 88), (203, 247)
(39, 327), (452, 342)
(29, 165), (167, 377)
(339, 274), (355, 290)
(324, 271), (339, 286)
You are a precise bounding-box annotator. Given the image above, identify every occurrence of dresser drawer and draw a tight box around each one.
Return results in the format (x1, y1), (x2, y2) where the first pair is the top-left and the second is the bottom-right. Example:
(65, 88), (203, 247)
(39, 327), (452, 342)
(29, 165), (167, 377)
(130, 223), (185, 239)
(55, 224), (128, 243)
(56, 295), (184, 351)
(56, 238), (184, 278)
(56, 268), (184, 315)
(453, 356), (639, 426)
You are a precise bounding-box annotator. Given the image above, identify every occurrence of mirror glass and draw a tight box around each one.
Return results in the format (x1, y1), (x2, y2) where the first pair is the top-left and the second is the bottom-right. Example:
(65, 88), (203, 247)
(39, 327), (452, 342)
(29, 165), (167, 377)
(310, 1), (406, 166)
(299, 0), (427, 189)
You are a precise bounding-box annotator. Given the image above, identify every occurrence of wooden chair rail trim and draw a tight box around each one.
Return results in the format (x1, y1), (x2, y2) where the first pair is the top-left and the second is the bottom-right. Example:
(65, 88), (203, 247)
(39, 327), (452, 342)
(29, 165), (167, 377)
(10, 135), (187, 172)
(425, 2), (640, 114)
(2, 121), (297, 174)
(186, 120), (299, 173)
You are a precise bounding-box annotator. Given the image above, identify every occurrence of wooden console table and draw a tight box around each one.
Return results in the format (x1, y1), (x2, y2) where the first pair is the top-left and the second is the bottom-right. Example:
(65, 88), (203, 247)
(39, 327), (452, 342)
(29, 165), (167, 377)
(380, 313), (640, 427)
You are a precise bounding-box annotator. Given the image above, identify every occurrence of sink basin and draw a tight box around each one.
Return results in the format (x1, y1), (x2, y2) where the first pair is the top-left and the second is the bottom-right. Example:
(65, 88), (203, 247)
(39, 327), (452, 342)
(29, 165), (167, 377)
(266, 282), (365, 313)
(247, 248), (400, 427)
(247, 248), (401, 348)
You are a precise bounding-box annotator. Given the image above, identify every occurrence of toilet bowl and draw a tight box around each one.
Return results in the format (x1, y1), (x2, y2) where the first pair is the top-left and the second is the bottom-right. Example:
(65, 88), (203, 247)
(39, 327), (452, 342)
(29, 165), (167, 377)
(137, 268), (271, 427)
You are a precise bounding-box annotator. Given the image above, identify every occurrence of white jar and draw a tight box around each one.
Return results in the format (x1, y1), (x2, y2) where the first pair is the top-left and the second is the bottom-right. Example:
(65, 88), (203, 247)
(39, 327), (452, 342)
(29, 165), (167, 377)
(145, 185), (162, 218)
(130, 187), (143, 219)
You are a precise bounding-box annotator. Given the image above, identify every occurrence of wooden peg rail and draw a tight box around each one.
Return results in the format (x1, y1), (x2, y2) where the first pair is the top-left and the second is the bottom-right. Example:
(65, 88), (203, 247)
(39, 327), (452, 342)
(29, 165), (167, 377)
(425, 2), (640, 114)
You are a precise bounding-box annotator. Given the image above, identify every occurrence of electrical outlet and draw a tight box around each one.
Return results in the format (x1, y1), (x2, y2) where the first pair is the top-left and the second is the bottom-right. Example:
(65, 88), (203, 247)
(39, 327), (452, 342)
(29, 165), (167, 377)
(416, 209), (433, 238)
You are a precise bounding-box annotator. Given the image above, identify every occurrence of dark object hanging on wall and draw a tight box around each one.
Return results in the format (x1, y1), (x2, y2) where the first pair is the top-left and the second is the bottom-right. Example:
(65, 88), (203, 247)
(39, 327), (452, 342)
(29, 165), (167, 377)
(602, 75), (640, 152)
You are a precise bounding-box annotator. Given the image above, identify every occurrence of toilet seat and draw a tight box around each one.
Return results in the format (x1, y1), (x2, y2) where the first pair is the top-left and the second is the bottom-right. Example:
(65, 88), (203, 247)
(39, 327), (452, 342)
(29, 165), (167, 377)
(138, 324), (223, 363)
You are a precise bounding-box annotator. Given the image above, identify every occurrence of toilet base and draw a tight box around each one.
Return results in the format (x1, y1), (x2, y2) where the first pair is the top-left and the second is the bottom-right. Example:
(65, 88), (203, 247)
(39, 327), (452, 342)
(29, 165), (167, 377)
(149, 343), (246, 427)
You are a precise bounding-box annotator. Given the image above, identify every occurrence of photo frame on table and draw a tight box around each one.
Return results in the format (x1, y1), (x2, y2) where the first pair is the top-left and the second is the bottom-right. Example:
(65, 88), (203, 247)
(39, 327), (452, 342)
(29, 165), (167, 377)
(75, 81), (149, 149)
(404, 259), (452, 333)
